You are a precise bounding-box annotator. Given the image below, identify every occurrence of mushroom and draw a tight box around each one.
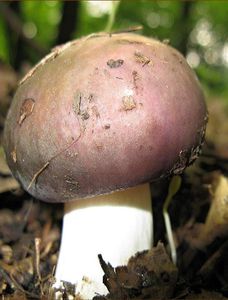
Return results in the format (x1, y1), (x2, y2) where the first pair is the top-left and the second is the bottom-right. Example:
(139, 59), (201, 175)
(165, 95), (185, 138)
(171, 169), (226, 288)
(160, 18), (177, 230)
(3, 33), (207, 299)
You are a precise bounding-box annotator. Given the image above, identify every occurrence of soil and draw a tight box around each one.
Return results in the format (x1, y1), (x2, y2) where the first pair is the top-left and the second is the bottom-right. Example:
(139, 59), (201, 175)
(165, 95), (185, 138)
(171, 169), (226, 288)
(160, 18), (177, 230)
(0, 63), (228, 299)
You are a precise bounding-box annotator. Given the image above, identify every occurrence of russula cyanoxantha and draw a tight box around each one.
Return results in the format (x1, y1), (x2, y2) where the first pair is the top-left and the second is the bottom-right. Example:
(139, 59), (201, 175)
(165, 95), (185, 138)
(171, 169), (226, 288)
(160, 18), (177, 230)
(3, 33), (207, 299)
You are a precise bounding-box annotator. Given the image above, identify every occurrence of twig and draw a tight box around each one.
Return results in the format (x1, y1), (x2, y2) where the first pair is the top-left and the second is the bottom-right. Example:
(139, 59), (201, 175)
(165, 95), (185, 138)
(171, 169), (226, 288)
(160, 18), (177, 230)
(0, 265), (15, 290)
(34, 238), (42, 283)
(0, 265), (40, 299)
(111, 25), (143, 34)
(27, 162), (50, 190)
(27, 131), (81, 190)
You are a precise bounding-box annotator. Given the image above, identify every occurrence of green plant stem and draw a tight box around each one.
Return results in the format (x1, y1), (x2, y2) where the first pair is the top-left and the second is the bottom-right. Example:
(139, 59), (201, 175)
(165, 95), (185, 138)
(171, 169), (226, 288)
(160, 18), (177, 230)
(163, 175), (181, 264)
(105, 1), (120, 32)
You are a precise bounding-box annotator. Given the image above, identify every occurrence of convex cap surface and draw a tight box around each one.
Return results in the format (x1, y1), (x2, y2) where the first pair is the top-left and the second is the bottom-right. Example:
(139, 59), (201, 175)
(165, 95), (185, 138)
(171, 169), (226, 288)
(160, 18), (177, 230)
(4, 33), (208, 202)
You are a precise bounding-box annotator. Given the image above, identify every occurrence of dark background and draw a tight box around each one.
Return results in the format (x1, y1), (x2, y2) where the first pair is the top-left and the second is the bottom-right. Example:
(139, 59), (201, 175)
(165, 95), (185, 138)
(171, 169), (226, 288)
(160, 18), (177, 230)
(0, 0), (228, 101)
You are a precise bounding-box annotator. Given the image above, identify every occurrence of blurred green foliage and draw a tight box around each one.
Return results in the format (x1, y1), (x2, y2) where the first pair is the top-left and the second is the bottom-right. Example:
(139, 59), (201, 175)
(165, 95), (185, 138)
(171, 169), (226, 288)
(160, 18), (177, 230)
(0, 0), (227, 100)
(21, 1), (62, 47)
(0, 16), (9, 62)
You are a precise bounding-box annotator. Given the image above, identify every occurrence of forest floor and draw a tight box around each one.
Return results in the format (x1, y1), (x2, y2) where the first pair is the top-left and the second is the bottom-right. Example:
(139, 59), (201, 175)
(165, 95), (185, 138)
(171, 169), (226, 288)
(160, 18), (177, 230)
(0, 63), (228, 299)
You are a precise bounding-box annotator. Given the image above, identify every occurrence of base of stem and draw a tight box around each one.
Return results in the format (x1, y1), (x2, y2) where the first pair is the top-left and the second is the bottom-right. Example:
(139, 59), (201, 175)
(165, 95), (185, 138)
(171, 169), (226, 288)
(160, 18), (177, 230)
(54, 183), (152, 299)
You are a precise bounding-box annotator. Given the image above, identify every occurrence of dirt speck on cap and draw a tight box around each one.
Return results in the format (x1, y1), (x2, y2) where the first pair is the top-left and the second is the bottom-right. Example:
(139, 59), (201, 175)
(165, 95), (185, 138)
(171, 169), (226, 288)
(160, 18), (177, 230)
(95, 143), (103, 151)
(18, 98), (35, 126)
(88, 94), (94, 102)
(134, 52), (152, 67)
(132, 70), (140, 91)
(107, 59), (124, 68)
(116, 39), (144, 45)
(64, 175), (80, 192)
(122, 96), (136, 111)
(91, 105), (100, 118)
(72, 91), (82, 115)
(73, 91), (90, 121)
(104, 124), (110, 129)
(81, 111), (90, 120)
(11, 148), (17, 163)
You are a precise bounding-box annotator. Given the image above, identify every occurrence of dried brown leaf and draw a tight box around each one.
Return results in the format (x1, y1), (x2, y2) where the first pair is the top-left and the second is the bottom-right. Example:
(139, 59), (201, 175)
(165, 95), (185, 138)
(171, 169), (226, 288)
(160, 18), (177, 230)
(98, 242), (178, 299)
(0, 177), (20, 194)
(178, 173), (228, 249)
(0, 147), (11, 175)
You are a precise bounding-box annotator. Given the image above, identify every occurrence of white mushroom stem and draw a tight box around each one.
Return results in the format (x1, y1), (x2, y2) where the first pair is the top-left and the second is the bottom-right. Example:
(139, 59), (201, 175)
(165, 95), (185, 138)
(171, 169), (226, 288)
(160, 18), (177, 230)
(54, 183), (153, 299)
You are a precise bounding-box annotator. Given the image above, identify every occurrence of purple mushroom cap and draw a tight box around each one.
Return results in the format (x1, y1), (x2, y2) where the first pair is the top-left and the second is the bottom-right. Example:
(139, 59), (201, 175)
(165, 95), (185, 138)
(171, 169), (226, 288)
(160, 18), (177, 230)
(3, 33), (207, 203)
